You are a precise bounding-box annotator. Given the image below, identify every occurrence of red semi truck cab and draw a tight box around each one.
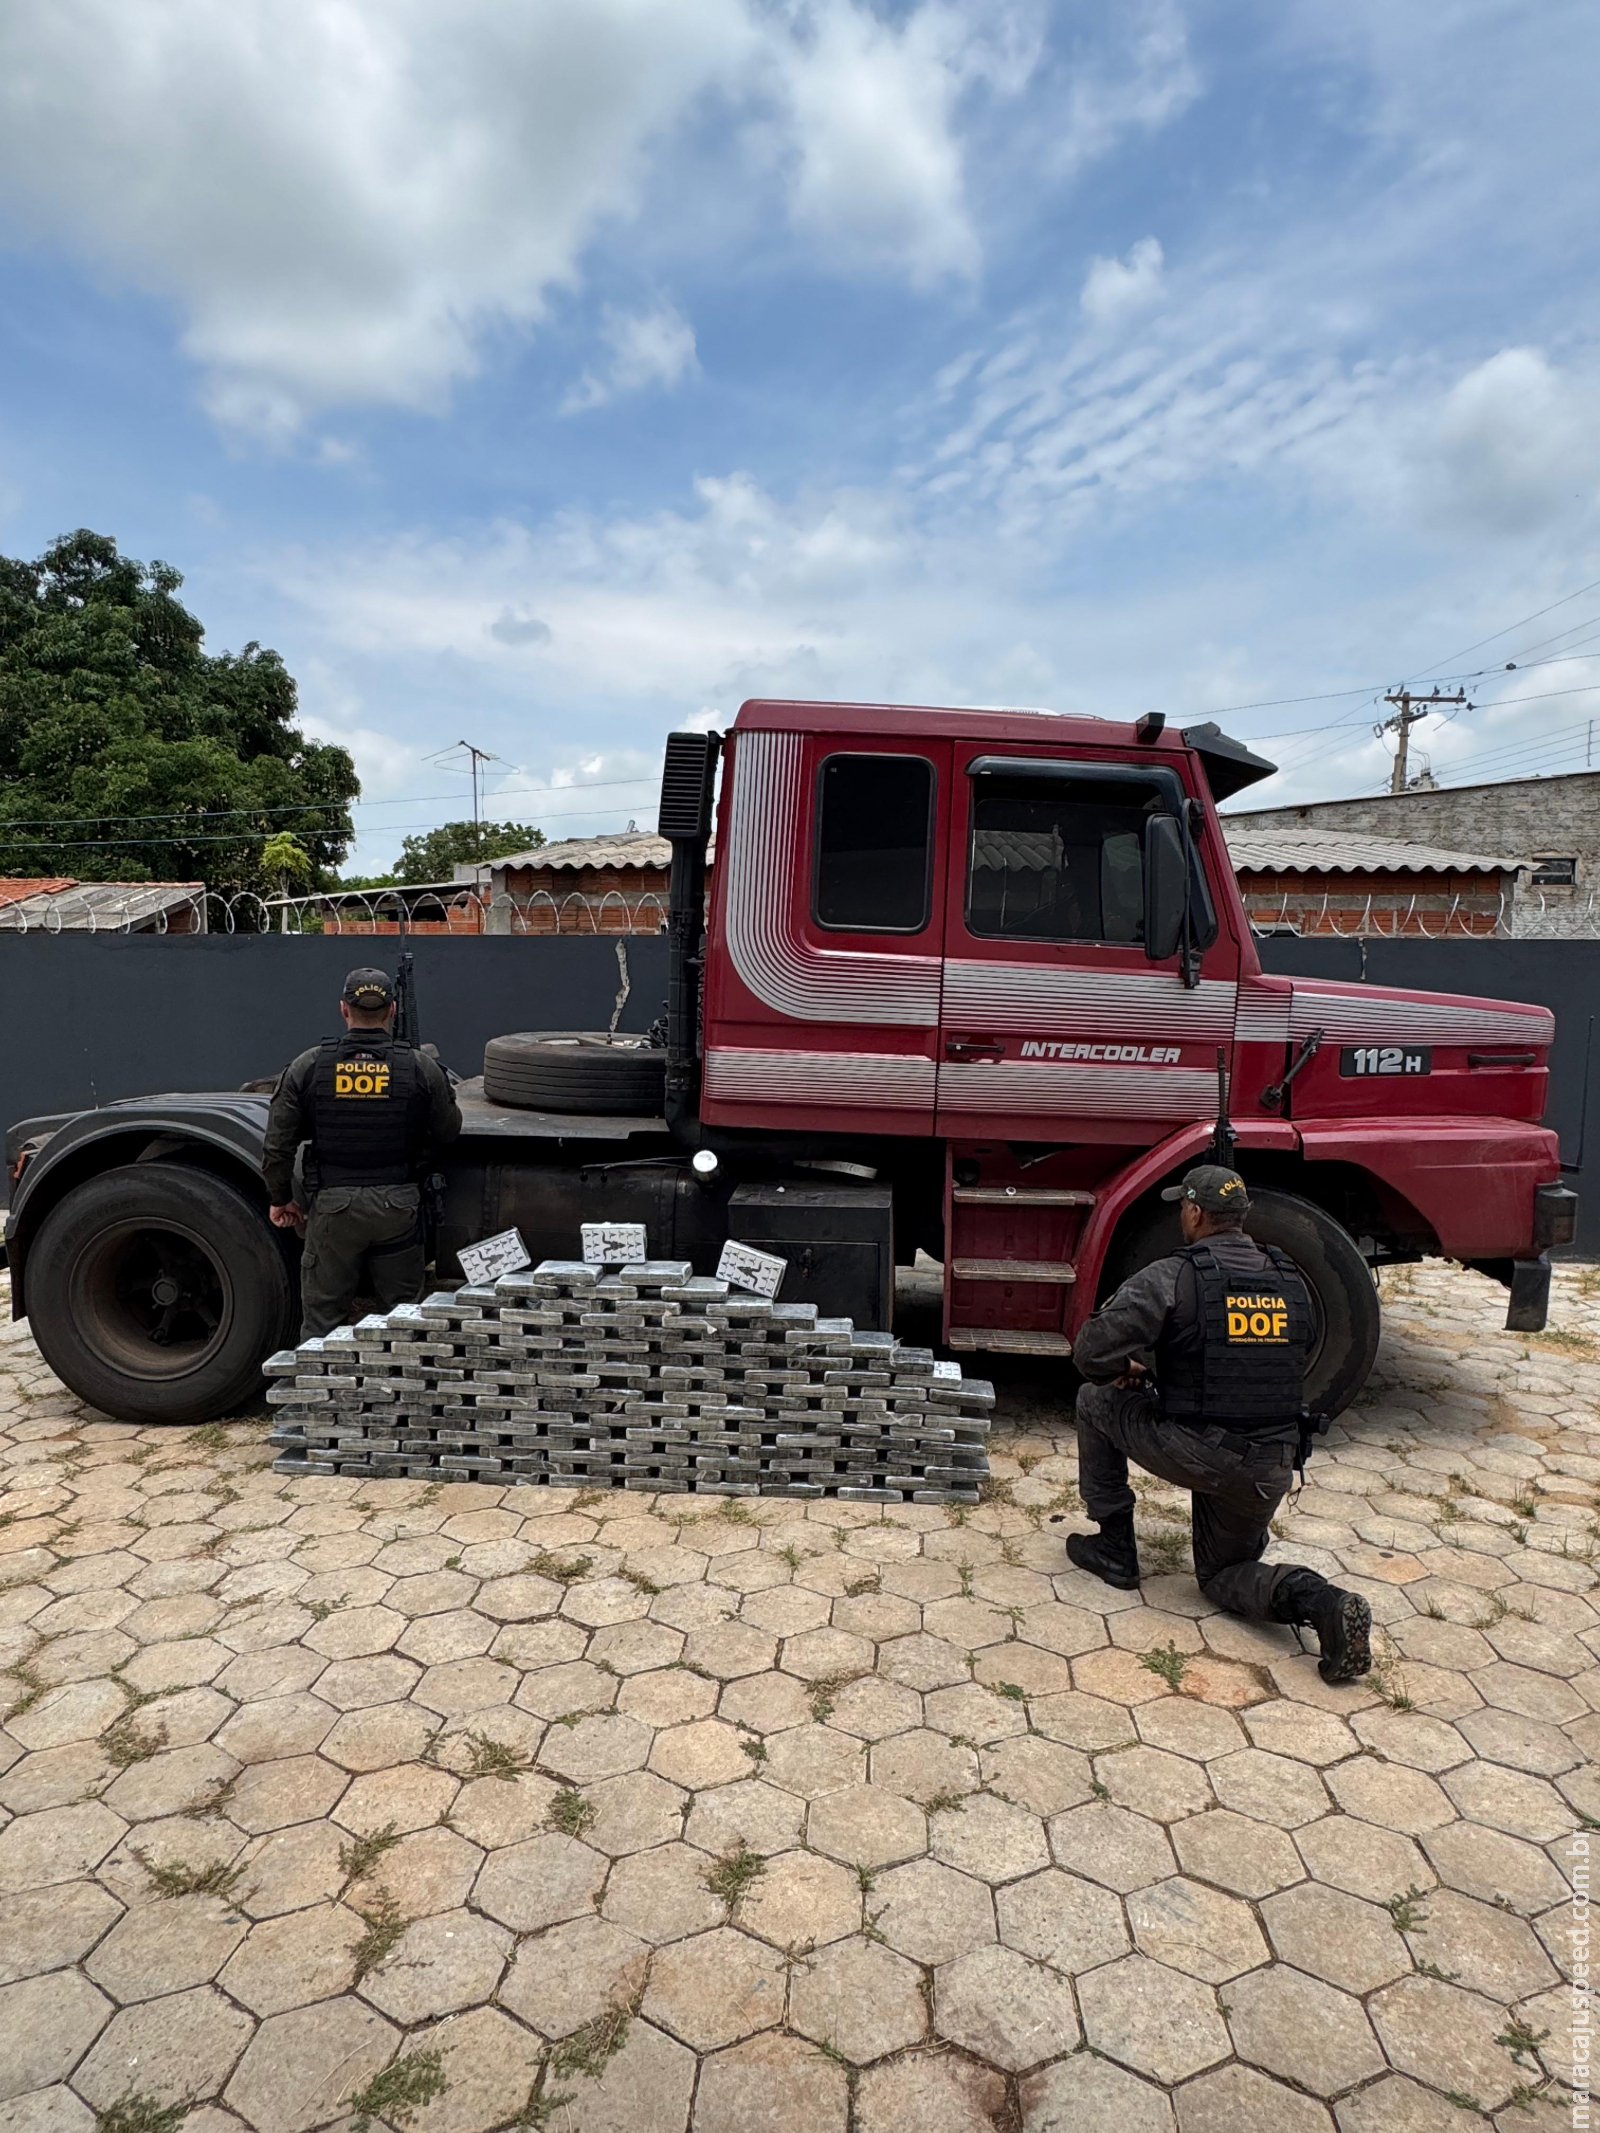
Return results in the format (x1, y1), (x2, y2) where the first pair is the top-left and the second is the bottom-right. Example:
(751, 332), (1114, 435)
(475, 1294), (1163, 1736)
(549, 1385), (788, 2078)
(690, 700), (1574, 1398)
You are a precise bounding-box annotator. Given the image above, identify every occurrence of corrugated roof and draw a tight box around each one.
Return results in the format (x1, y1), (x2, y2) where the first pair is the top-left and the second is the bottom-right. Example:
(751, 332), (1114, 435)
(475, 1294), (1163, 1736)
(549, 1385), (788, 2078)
(1223, 829), (1527, 877)
(488, 831), (672, 874)
(0, 879), (204, 928)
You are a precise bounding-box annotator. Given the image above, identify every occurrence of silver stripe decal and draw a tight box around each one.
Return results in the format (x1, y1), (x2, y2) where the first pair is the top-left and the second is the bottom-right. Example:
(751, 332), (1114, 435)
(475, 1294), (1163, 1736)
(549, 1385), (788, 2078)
(939, 1061), (1218, 1118)
(723, 730), (942, 1026)
(1288, 987), (1554, 1047)
(944, 961), (1237, 1040)
(705, 1046), (935, 1107)
(1236, 983), (1292, 1045)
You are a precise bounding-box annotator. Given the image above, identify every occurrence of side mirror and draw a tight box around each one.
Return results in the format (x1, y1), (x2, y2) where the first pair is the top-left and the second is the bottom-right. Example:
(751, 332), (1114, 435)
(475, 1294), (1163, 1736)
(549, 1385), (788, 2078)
(1144, 814), (1188, 961)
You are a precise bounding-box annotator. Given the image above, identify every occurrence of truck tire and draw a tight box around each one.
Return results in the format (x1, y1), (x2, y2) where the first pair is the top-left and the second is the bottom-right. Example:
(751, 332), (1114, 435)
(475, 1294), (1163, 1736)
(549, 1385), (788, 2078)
(25, 1164), (296, 1426)
(1106, 1186), (1381, 1417)
(483, 1031), (667, 1115)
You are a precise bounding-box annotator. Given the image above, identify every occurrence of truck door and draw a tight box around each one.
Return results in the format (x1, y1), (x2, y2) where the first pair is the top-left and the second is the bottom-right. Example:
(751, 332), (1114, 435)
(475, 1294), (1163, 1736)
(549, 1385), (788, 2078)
(937, 745), (1239, 1135)
(934, 744), (1240, 1346)
(701, 726), (953, 1133)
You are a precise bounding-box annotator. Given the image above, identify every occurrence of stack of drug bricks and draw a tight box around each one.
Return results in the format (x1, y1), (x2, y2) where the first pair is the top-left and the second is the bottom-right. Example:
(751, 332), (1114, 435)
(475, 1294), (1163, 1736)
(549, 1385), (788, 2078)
(266, 1258), (992, 1504)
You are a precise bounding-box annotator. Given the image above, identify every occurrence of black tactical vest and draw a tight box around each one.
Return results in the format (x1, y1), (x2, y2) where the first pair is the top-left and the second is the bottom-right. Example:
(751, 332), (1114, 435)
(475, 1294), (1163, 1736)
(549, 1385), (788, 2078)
(307, 1034), (428, 1187)
(1155, 1239), (1312, 1430)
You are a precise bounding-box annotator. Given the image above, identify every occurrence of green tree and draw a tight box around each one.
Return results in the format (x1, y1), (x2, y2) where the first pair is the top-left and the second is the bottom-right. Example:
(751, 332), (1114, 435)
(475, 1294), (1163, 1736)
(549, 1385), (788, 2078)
(394, 819), (544, 884)
(0, 529), (358, 893)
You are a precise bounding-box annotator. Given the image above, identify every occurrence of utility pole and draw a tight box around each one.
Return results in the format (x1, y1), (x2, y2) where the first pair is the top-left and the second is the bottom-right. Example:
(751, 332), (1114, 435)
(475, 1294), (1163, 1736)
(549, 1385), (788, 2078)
(426, 738), (506, 867)
(1377, 689), (1469, 793)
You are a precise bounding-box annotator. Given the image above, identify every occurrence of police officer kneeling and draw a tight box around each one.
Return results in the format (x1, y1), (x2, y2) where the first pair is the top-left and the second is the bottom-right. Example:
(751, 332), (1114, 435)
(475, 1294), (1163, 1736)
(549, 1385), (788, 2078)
(1069, 1165), (1372, 1684)
(264, 967), (462, 1340)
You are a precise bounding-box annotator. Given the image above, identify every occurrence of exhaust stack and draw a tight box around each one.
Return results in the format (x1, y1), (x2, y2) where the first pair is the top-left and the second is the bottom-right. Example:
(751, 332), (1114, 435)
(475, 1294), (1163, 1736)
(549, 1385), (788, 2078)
(657, 730), (722, 1138)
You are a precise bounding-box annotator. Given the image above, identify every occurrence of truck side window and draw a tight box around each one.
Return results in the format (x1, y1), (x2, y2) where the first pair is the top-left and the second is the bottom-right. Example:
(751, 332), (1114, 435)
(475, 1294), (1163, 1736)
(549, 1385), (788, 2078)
(813, 754), (936, 932)
(967, 771), (1158, 943)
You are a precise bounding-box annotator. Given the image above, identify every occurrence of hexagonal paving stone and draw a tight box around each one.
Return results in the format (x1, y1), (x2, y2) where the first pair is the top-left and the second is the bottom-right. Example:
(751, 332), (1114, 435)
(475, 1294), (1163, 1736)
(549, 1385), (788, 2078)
(935, 1942), (1079, 2070)
(1295, 1813), (1434, 1904)
(736, 1848), (861, 1948)
(870, 1729), (978, 1805)
(685, 1779), (805, 1858)
(582, 1770), (687, 1856)
(395, 1608), (497, 1666)
(213, 1693), (336, 1763)
(996, 1866), (1128, 1974)
(924, 1683), (1029, 1744)
(500, 1914), (650, 2039)
(1135, 1696), (1247, 1762)
(620, 1667), (720, 1729)
(878, 1633), (973, 1692)
(1048, 1802), (1175, 1893)
(1077, 1954), (1230, 2086)
(473, 1832), (607, 1932)
(870, 1857), (995, 1965)
(1126, 1875), (1268, 1983)
(1173, 2062), (1334, 2133)
(856, 2050), (1008, 2133)
(1224, 1963), (1385, 2097)
(218, 1902), (364, 2015)
(533, 2013), (696, 2133)
(1332, 2074), (1483, 2133)
(358, 1907), (511, 2025)
(225, 1754), (348, 1835)
(1443, 1759), (1572, 1842)
(1421, 1821), (1566, 1915)
(602, 1842), (726, 1944)
(930, 1790), (1050, 1884)
(682, 1622), (778, 1680)
(1369, 1974), (1523, 2112)
(1020, 2049), (1175, 2133)
(75, 1984), (255, 2114)
(0, 1971), (111, 2103)
(1325, 1756), (1454, 1834)
(761, 1723), (864, 1799)
(1400, 1884), (1559, 2001)
(414, 1656), (518, 1717)
(333, 1761), (458, 1837)
(0, 1881), (123, 1986)
(643, 1924), (786, 2050)
(447, 1770), (558, 1849)
(692, 2031), (849, 2133)
(790, 1934), (927, 2063)
(1260, 1880), (1412, 1994)
(85, 1893), (246, 2003)
(223, 1993), (396, 2132)
(321, 1701), (438, 1773)
(1350, 1707), (1471, 1774)
(541, 1712), (653, 1784)
(1208, 1747), (1329, 1829)
(1457, 1705), (1580, 1776)
(1239, 1698), (1357, 1767)
(1099, 1745), (1213, 1824)
(651, 1719), (757, 1791)
(807, 1784), (926, 1869)
(344, 1826), (481, 1918)
(0, 1802), (125, 1893)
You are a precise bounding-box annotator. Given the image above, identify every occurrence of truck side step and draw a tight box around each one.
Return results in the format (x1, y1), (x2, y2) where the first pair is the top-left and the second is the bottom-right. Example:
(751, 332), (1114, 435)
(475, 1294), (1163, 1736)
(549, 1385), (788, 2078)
(952, 1186), (1096, 1206)
(948, 1325), (1076, 1355)
(950, 1257), (1077, 1283)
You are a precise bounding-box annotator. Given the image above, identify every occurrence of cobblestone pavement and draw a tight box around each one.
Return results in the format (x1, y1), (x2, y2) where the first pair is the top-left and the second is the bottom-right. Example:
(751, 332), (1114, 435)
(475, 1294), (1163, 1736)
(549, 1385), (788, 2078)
(0, 1260), (1594, 2133)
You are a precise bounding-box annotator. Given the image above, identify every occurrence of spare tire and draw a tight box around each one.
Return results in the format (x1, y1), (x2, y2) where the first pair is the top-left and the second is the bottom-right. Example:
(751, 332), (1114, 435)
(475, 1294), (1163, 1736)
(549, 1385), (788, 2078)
(483, 1031), (667, 1115)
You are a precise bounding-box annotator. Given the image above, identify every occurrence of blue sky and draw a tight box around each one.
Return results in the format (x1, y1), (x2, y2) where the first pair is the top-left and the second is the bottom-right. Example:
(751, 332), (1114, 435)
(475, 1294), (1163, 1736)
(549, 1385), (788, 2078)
(1, 0), (1598, 871)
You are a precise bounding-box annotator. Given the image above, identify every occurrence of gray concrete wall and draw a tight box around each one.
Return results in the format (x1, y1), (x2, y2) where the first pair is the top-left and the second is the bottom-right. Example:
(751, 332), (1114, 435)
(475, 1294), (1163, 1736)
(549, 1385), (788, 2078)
(1232, 771), (1600, 936)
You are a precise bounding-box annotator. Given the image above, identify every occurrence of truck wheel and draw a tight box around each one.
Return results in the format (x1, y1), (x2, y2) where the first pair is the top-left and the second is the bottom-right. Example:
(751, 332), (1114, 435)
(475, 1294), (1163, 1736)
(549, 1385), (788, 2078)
(483, 1031), (667, 1115)
(25, 1164), (296, 1426)
(1107, 1187), (1380, 1417)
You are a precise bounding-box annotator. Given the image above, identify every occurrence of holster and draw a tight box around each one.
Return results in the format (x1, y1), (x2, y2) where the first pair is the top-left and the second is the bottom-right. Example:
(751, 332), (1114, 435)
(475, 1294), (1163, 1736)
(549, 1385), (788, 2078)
(1295, 1407), (1330, 1481)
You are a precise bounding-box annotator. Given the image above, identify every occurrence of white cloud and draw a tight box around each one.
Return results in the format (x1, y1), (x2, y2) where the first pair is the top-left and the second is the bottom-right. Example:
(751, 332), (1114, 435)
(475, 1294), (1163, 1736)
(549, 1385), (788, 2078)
(562, 302), (699, 414)
(1424, 347), (1600, 535)
(1079, 235), (1164, 327)
(0, 0), (1110, 433)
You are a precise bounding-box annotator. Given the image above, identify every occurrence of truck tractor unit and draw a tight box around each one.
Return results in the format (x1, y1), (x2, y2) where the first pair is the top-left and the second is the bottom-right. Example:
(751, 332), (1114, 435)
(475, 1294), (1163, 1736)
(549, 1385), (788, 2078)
(3, 700), (1578, 1426)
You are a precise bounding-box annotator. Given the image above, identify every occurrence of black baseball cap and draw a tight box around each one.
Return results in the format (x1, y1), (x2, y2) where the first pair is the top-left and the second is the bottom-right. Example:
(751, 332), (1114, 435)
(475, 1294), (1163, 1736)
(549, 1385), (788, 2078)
(341, 967), (395, 1009)
(1161, 1164), (1251, 1215)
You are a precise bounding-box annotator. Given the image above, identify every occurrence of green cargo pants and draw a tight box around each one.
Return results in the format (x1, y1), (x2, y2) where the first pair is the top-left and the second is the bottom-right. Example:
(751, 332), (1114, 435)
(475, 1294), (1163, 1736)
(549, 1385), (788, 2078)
(299, 1183), (425, 1340)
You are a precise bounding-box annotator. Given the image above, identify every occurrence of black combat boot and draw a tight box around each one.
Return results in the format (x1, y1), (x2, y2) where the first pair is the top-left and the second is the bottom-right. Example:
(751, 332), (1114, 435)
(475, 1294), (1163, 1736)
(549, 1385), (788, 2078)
(1066, 1512), (1141, 1591)
(1272, 1567), (1372, 1684)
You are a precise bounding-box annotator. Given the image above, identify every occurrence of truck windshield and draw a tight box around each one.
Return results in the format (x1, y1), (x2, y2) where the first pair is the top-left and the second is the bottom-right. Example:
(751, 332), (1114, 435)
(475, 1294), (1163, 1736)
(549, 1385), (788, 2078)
(966, 770), (1158, 943)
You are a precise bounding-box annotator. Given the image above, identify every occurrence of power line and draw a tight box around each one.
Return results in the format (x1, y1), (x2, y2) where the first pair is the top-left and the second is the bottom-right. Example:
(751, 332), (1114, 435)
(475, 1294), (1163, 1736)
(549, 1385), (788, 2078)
(1404, 574), (1600, 682)
(0, 794), (663, 853)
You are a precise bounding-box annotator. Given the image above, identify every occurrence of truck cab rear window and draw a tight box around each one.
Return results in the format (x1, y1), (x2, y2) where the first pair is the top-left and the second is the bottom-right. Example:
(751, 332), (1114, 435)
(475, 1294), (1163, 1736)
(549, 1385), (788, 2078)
(813, 754), (935, 932)
(967, 771), (1154, 943)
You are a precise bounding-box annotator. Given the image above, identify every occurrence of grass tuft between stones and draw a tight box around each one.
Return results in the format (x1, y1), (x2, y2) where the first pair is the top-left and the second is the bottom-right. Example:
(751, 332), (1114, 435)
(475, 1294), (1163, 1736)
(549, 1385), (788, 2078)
(135, 1852), (243, 1900)
(704, 1838), (766, 1911)
(347, 2048), (447, 2132)
(1139, 1642), (1189, 1690)
(94, 2091), (188, 2133)
(548, 1787), (598, 1838)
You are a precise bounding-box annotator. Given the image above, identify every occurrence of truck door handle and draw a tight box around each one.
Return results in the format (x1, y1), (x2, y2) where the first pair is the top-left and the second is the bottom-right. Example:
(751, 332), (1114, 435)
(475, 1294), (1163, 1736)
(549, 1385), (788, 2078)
(946, 1038), (1005, 1061)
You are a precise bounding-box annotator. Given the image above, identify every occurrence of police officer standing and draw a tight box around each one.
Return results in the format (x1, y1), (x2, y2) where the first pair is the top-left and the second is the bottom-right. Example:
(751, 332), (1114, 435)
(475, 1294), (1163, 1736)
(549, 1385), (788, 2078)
(1069, 1164), (1372, 1684)
(264, 967), (462, 1339)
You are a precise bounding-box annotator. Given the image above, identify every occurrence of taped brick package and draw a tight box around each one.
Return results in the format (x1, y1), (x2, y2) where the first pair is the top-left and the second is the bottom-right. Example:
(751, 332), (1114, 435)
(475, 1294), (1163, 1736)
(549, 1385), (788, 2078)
(266, 1258), (991, 1502)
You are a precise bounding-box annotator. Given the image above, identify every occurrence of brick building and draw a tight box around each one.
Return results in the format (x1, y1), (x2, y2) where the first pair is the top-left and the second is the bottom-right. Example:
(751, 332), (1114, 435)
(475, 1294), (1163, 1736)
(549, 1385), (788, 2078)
(1230, 769), (1600, 936)
(1221, 830), (1525, 937)
(469, 830), (672, 934)
(0, 877), (206, 932)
